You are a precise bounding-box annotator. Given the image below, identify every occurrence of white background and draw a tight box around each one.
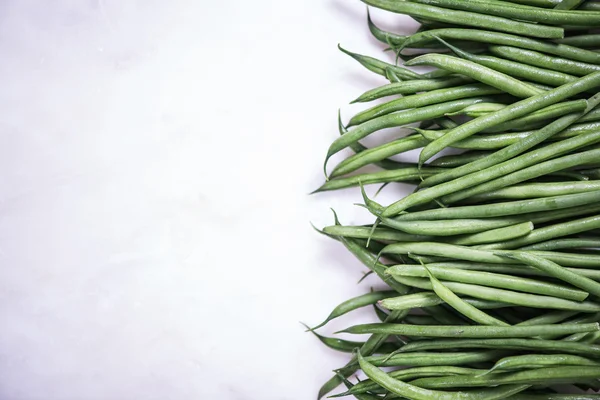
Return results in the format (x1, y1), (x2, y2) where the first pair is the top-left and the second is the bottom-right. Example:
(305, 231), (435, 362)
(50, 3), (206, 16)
(0, 1), (417, 399)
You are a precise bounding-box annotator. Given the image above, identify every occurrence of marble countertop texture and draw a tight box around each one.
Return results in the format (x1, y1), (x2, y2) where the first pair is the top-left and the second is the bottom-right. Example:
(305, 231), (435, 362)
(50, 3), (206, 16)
(0, 1), (416, 399)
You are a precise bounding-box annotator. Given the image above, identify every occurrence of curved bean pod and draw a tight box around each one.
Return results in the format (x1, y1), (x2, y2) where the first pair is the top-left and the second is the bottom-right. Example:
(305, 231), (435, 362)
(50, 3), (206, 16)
(338, 45), (422, 79)
(351, 76), (473, 103)
(490, 45), (600, 77)
(398, 29), (600, 64)
(359, 0), (563, 38)
(380, 217), (522, 236)
(466, 180), (600, 203)
(488, 354), (600, 373)
(405, 54), (543, 98)
(357, 352), (530, 400)
(386, 265), (588, 301)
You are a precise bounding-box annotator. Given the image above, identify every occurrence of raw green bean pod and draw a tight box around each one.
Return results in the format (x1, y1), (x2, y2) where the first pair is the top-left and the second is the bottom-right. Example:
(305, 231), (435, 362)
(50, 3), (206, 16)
(489, 45), (600, 77)
(310, 290), (397, 330)
(410, 366), (600, 389)
(487, 354), (600, 374)
(357, 352), (530, 400)
(348, 84), (501, 127)
(351, 76), (473, 103)
(338, 44), (422, 79)
(465, 180), (600, 203)
(397, 29), (600, 64)
(399, 337), (600, 357)
(380, 217), (523, 236)
(557, 34), (600, 48)
(386, 265), (588, 301)
(405, 54), (544, 98)
(359, 0), (563, 38)
(303, 323), (399, 354)
(521, 238), (600, 251)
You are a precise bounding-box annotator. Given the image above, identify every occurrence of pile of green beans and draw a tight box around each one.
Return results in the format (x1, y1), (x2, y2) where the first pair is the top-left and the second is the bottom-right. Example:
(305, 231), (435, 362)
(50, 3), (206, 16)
(309, 0), (600, 399)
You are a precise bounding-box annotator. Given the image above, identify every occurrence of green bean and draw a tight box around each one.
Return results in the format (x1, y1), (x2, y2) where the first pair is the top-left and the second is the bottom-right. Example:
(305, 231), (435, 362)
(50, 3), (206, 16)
(447, 103), (508, 118)
(303, 323), (399, 354)
(410, 261), (600, 281)
(396, 191), (600, 221)
(441, 147), (600, 206)
(338, 45), (422, 80)
(490, 45), (600, 77)
(358, 352), (530, 400)
(366, 8), (406, 47)
(348, 84), (502, 127)
(465, 181), (600, 203)
(488, 354), (600, 374)
(581, 2), (600, 10)
(451, 222), (534, 246)
(397, 29), (600, 64)
(322, 225), (432, 242)
(324, 97), (492, 170)
(329, 135), (429, 179)
(405, 54), (544, 98)
(310, 290), (397, 330)
(423, 266), (509, 326)
(439, 38), (578, 87)
(361, 350), (508, 367)
(521, 238), (600, 251)
(351, 77), (473, 103)
(360, 0), (563, 38)
(430, 151), (490, 167)
(337, 376), (381, 400)
(404, 314), (441, 325)
(379, 292), (445, 311)
(386, 265), (588, 301)
(314, 166), (443, 192)
(498, 251), (600, 298)
(399, 337), (600, 356)
(480, 214), (600, 250)
(340, 322), (599, 338)
(517, 310), (579, 326)
(406, 0), (600, 26)
(434, 116), (459, 129)
(380, 217), (522, 236)
(390, 276), (599, 311)
(336, 366), (485, 397)
(416, 71), (600, 166)
(411, 366), (600, 389)
(557, 34), (600, 48)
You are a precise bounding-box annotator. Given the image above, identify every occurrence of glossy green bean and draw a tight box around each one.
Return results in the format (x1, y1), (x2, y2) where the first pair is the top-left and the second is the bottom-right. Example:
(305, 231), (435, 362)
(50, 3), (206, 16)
(430, 151), (490, 167)
(399, 337), (600, 356)
(395, 191), (600, 221)
(424, 266), (509, 326)
(439, 38), (578, 87)
(303, 323), (399, 354)
(336, 366), (485, 397)
(446, 103), (508, 118)
(314, 166), (442, 193)
(324, 97), (492, 170)
(322, 225), (432, 243)
(488, 354), (600, 374)
(357, 352), (530, 400)
(398, 29), (600, 64)
(340, 322), (599, 338)
(406, 0), (600, 26)
(517, 310), (579, 326)
(465, 180), (600, 203)
(348, 84), (501, 127)
(361, 350), (508, 367)
(480, 214), (600, 250)
(557, 34), (600, 48)
(441, 147), (600, 206)
(359, 0), (563, 38)
(405, 54), (543, 98)
(390, 276), (599, 311)
(366, 8), (406, 46)
(380, 293), (513, 311)
(490, 45), (600, 77)
(338, 45), (422, 80)
(310, 290), (397, 330)
(337, 377), (381, 400)
(386, 265), (588, 301)
(497, 251), (600, 297)
(411, 366), (600, 389)
(554, 0), (585, 9)
(351, 77), (473, 103)
(380, 217), (522, 236)
(416, 71), (600, 166)
(451, 222), (534, 246)
(521, 238), (600, 251)
(329, 135), (429, 179)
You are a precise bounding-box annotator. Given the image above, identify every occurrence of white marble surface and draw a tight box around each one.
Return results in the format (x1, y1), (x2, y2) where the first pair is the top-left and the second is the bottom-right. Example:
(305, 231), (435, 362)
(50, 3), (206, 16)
(0, 1), (415, 399)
